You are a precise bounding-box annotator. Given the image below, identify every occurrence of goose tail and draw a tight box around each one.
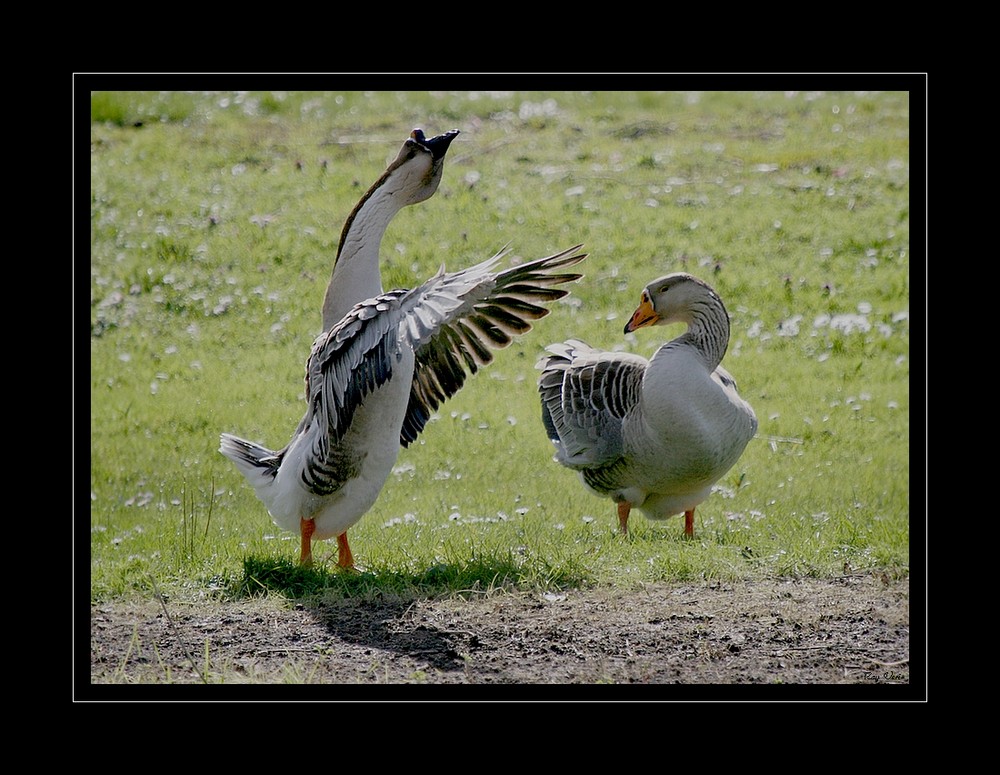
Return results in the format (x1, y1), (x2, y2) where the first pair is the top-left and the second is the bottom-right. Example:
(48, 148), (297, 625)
(219, 432), (282, 493)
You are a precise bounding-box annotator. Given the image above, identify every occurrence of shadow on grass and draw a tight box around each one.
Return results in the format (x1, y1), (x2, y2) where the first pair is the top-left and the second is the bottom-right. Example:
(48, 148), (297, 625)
(227, 552), (590, 601)
(222, 554), (593, 671)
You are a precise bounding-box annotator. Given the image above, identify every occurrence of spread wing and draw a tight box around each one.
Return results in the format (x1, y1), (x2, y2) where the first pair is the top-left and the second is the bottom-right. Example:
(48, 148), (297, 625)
(399, 244), (587, 445)
(301, 244), (587, 492)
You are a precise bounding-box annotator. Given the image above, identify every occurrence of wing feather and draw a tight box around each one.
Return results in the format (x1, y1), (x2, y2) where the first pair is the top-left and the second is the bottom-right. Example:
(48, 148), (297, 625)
(397, 244), (587, 445)
(536, 339), (647, 468)
(299, 291), (408, 493)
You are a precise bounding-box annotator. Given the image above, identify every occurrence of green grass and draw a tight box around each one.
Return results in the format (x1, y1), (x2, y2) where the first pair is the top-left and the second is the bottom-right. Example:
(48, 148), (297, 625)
(88, 87), (912, 604)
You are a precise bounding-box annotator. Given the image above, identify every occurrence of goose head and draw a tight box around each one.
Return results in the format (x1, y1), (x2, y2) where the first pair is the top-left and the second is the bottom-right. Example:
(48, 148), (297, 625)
(623, 273), (723, 333)
(379, 128), (460, 205)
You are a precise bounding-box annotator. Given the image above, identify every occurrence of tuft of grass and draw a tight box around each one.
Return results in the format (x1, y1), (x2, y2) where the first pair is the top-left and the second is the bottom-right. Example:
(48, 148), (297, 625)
(229, 542), (591, 601)
(231, 557), (335, 599)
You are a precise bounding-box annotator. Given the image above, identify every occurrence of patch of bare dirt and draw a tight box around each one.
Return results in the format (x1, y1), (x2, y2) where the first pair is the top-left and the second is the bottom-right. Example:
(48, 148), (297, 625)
(87, 574), (913, 690)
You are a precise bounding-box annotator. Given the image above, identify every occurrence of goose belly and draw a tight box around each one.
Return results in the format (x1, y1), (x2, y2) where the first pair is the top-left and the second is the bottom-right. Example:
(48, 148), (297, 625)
(596, 453), (718, 520)
(636, 485), (715, 520)
(618, 402), (754, 519)
(269, 352), (415, 540)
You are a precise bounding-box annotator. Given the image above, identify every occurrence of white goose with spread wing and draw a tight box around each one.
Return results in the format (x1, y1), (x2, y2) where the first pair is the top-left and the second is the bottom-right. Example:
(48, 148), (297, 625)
(537, 272), (756, 537)
(220, 128), (586, 569)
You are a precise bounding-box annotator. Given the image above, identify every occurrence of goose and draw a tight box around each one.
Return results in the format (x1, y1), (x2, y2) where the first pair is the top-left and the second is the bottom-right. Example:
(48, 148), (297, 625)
(219, 129), (587, 568)
(220, 127), (455, 568)
(222, 246), (585, 568)
(537, 272), (757, 538)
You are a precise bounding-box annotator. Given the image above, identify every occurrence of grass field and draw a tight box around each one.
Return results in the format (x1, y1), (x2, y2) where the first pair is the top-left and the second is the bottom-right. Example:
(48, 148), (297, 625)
(86, 87), (914, 604)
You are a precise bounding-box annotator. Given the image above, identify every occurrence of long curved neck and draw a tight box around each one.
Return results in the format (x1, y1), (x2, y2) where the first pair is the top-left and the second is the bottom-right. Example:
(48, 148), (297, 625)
(321, 185), (405, 331)
(673, 293), (731, 370)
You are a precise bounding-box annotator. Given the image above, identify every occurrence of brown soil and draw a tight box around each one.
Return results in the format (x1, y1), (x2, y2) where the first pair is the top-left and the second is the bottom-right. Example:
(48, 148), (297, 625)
(87, 573), (915, 693)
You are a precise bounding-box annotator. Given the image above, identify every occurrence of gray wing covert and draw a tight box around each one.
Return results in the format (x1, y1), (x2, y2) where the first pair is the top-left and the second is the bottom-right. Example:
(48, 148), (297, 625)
(537, 340), (647, 468)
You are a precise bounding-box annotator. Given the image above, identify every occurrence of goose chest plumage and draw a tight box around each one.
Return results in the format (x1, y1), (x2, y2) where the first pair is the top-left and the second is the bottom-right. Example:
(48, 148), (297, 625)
(537, 272), (757, 537)
(220, 128), (587, 568)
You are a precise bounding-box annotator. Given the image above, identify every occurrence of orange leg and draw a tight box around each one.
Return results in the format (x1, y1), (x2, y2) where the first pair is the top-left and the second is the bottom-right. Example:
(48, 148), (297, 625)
(617, 501), (632, 535)
(683, 509), (695, 537)
(299, 517), (315, 566)
(337, 532), (355, 570)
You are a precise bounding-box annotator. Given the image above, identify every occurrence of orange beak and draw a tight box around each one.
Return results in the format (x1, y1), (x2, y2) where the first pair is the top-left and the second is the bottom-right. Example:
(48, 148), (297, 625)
(624, 292), (660, 334)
